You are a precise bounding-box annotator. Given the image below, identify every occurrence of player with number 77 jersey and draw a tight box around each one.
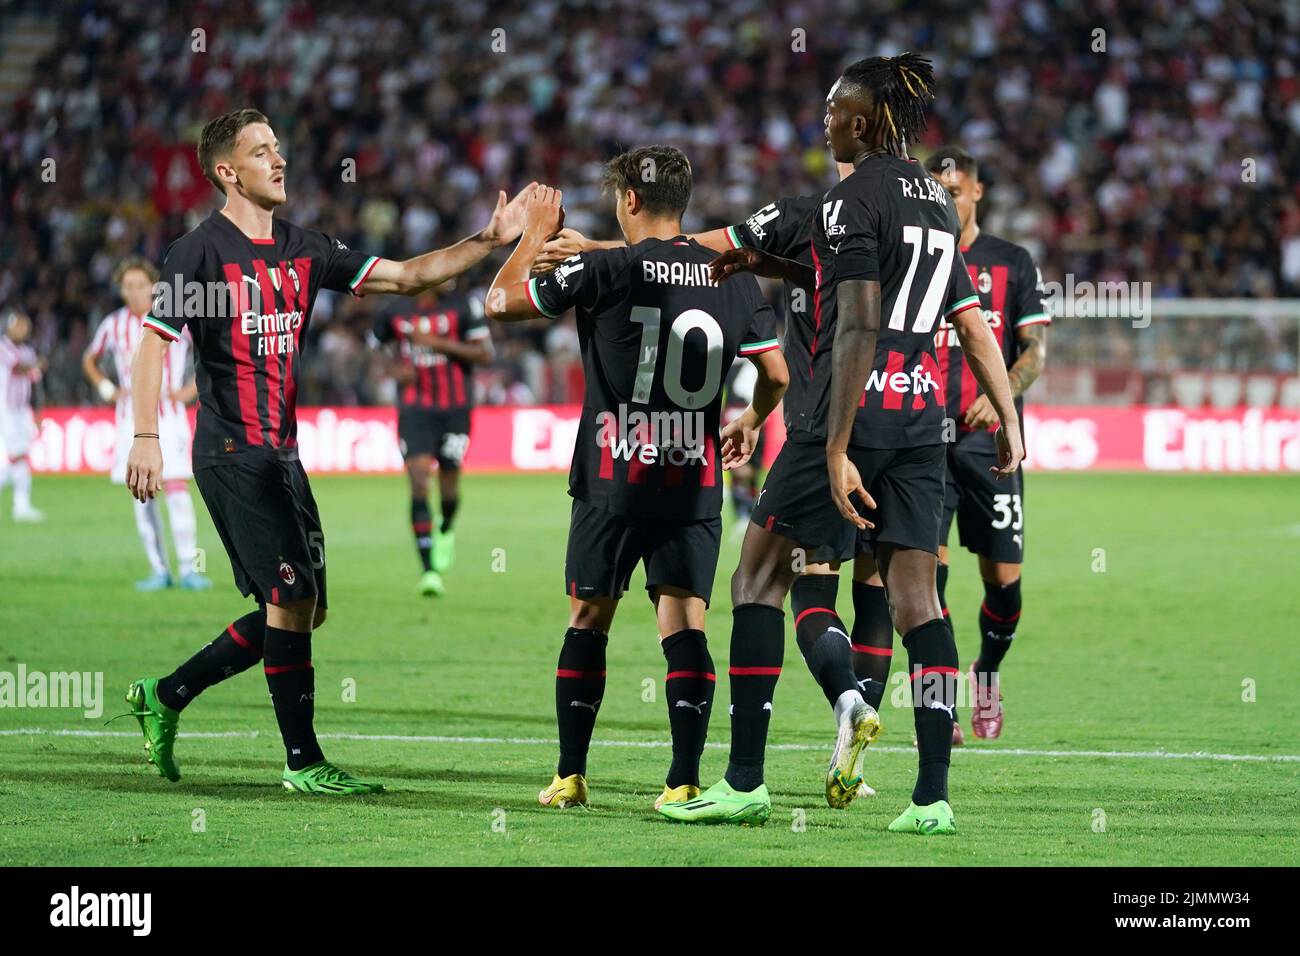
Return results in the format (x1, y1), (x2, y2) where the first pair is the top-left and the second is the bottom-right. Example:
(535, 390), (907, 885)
(485, 147), (789, 817)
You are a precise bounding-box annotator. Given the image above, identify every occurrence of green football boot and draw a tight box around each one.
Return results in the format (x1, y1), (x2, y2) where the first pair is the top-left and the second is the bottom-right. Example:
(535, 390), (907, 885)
(433, 528), (456, 573)
(282, 760), (386, 795)
(887, 800), (957, 835)
(826, 700), (880, 809)
(418, 568), (445, 597)
(121, 678), (181, 782)
(657, 778), (771, 826)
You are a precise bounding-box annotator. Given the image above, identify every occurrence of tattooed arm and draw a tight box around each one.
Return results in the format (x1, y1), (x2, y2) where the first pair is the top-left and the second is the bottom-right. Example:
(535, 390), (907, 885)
(963, 322), (1048, 430)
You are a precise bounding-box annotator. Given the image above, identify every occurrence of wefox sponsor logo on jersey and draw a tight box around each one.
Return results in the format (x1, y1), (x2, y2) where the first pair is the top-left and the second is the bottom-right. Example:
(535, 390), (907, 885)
(49, 886), (151, 936)
(0, 665), (103, 719)
(595, 403), (708, 467)
(862, 353), (942, 402)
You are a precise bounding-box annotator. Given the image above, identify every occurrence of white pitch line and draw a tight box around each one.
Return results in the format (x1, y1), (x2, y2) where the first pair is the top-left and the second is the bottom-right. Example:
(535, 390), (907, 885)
(0, 727), (1296, 763)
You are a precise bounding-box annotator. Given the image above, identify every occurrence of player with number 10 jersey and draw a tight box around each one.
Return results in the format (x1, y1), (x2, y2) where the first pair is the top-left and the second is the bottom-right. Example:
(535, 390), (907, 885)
(486, 147), (788, 816)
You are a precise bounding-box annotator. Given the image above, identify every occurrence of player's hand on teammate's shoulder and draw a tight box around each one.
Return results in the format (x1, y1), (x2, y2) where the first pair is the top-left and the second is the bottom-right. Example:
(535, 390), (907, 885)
(523, 184), (565, 241)
(826, 450), (876, 531)
(532, 228), (591, 274)
(480, 181), (540, 247)
(991, 419), (1025, 479)
(125, 437), (163, 503)
(708, 246), (776, 283)
(963, 393), (999, 431)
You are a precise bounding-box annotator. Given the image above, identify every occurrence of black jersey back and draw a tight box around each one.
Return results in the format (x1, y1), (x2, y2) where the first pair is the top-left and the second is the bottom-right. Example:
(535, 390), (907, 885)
(726, 194), (821, 439)
(144, 210), (378, 462)
(528, 237), (779, 521)
(369, 294), (488, 411)
(810, 156), (981, 448)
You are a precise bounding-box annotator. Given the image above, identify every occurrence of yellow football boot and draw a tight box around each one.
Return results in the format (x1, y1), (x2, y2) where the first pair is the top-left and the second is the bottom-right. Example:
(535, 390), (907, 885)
(538, 773), (588, 809)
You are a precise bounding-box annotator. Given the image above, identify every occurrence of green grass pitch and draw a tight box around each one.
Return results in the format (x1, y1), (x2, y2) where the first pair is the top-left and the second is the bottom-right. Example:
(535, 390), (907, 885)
(1, 470), (1297, 866)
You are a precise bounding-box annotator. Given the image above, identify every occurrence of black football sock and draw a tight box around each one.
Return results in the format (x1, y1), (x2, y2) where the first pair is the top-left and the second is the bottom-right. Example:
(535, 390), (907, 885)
(904, 618), (959, 806)
(790, 575), (858, 708)
(977, 578), (1021, 675)
(661, 629), (716, 789)
(850, 581), (894, 711)
(724, 603), (784, 793)
(555, 628), (608, 778)
(936, 561), (950, 622)
(263, 626), (324, 771)
(156, 608), (267, 712)
(411, 497), (433, 572)
(439, 496), (459, 534)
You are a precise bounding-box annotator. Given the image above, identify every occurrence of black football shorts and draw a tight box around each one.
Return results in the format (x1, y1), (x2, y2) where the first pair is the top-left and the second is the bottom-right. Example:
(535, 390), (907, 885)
(397, 406), (471, 469)
(564, 497), (722, 605)
(751, 437), (946, 559)
(941, 430), (1025, 563)
(195, 454), (327, 608)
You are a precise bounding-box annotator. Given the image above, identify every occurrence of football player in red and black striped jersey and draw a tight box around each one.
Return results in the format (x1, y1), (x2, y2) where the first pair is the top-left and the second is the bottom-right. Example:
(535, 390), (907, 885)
(370, 285), (493, 596)
(121, 107), (536, 795)
(925, 145), (1051, 742)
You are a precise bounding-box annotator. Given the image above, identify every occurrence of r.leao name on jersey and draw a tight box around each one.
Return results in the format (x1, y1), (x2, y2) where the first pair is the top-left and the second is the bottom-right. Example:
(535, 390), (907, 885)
(895, 174), (951, 207)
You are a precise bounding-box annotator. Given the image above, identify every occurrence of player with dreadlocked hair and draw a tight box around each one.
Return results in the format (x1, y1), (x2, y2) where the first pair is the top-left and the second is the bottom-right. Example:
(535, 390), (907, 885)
(835, 53), (935, 159)
(685, 51), (1024, 834)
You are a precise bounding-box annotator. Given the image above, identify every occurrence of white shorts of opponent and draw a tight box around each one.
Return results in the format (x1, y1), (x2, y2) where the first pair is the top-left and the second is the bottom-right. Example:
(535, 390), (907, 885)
(112, 410), (194, 484)
(0, 408), (38, 460)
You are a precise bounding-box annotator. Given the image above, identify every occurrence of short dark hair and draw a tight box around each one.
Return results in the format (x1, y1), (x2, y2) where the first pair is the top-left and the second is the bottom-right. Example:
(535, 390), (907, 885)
(600, 145), (692, 217)
(198, 108), (270, 195)
(112, 256), (159, 287)
(839, 53), (936, 155)
(926, 145), (979, 180)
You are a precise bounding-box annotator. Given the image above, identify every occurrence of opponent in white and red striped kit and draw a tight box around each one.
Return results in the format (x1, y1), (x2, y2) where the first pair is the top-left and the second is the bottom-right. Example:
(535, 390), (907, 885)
(83, 258), (211, 590)
(0, 310), (44, 522)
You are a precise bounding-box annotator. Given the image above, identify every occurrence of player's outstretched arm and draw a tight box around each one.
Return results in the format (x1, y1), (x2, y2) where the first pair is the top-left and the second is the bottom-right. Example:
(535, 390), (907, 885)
(486, 185), (566, 322)
(126, 330), (168, 502)
(531, 227), (731, 275)
(357, 182), (538, 296)
(708, 247), (815, 290)
(825, 279), (881, 530)
(721, 349), (789, 470)
(951, 303), (1025, 476)
(532, 228), (623, 273)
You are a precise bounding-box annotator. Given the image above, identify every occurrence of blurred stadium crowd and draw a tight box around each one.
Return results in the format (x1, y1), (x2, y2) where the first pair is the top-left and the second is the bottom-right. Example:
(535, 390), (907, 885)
(2, 0), (1298, 408)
